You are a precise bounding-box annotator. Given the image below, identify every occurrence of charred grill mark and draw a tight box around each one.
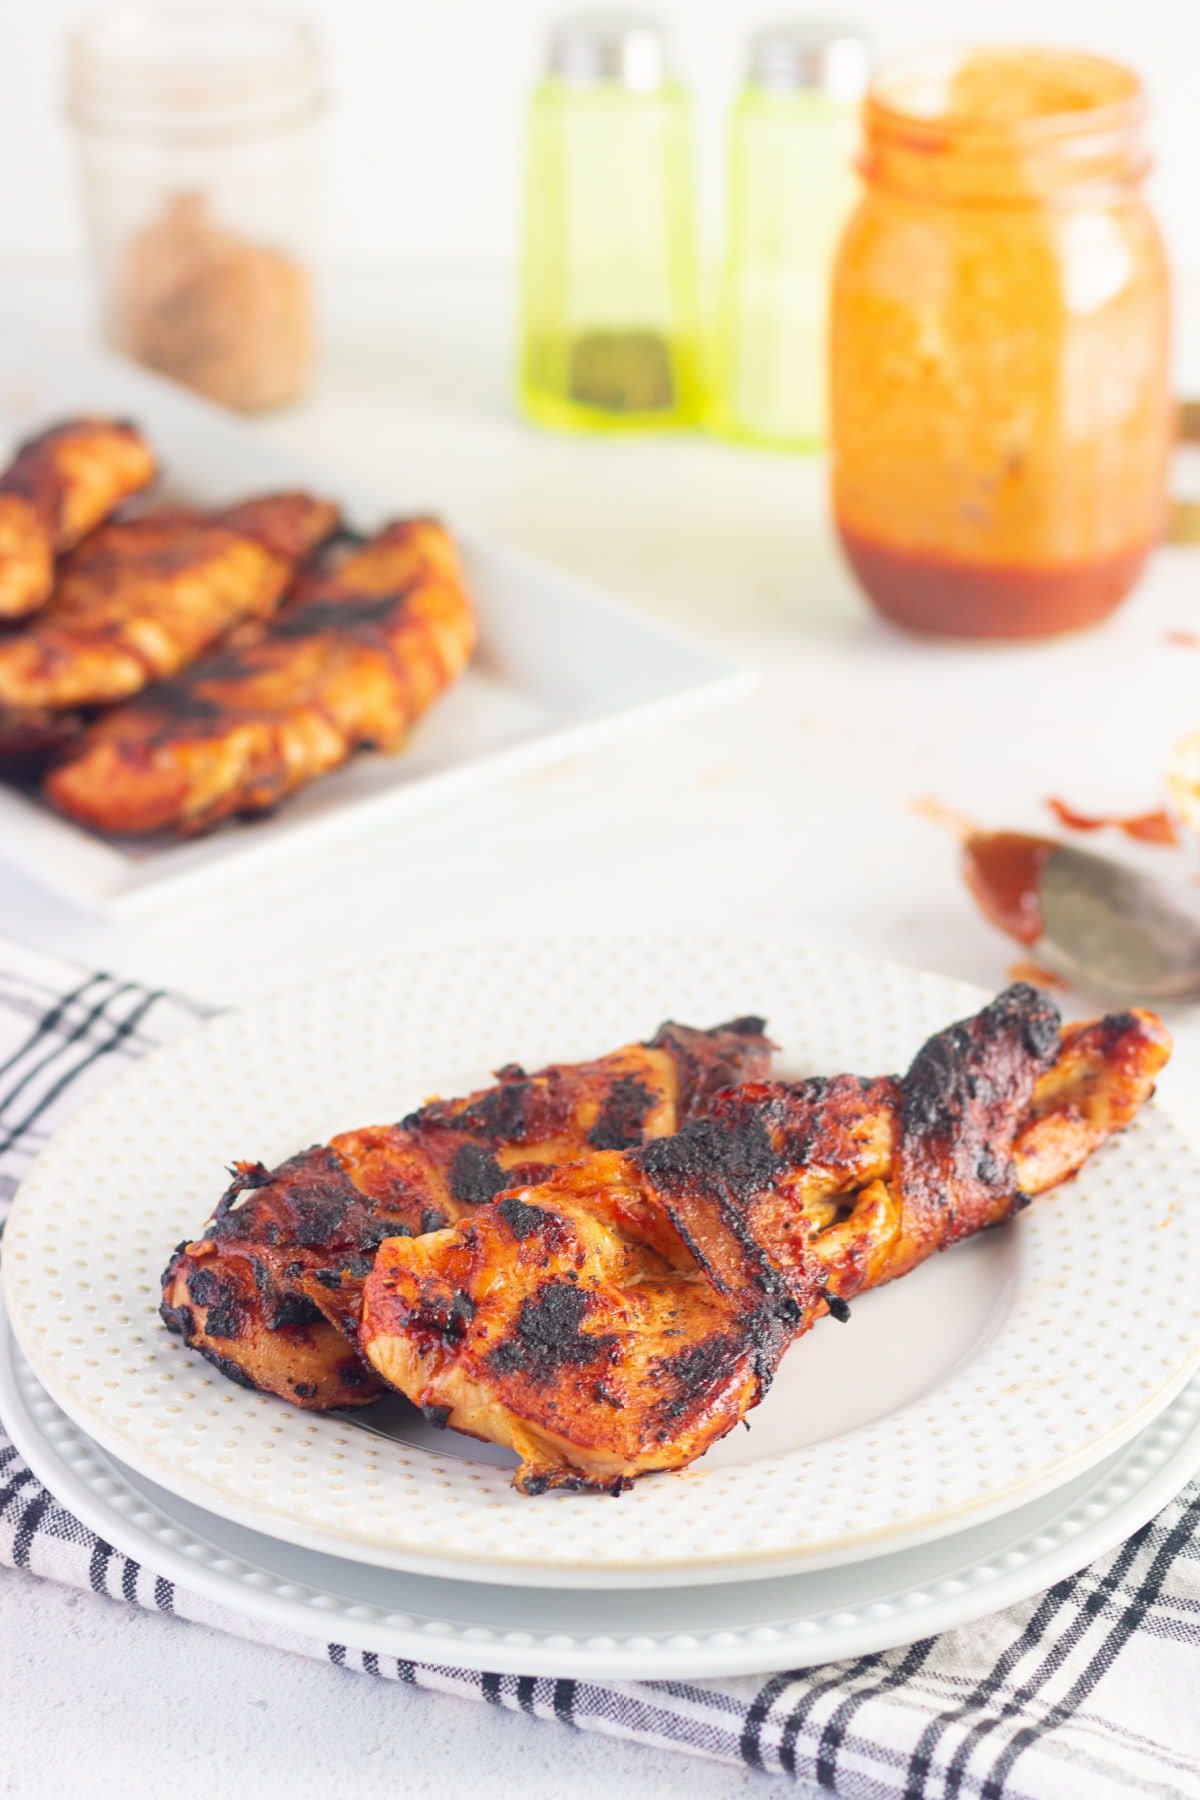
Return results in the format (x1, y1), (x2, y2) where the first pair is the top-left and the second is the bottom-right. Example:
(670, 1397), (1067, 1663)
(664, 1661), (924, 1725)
(202, 1301), (247, 1339)
(265, 1291), (324, 1331)
(342, 1255), (376, 1280)
(650, 1332), (743, 1426)
(487, 1281), (614, 1376)
(405, 1286), (476, 1346)
(360, 1219), (409, 1250)
(638, 1110), (781, 1202)
(421, 1403), (453, 1428)
(639, 1108), (803, 1332)
(141, 685), (227, 727)
(290, 1196), (356, 1247)
(293, 1382), (318, 1399)
(270, 590), (409, 641)
(587, 1075), (657, 1150)
(440, 1076), (537, 1143)
(496, 1195), (554, 1241)
(448, 1143), (512, 1206)
(185, 1266), (232, 1309)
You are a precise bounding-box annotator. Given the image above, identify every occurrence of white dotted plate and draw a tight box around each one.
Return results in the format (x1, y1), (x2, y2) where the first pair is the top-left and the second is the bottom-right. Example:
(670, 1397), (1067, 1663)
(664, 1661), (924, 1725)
(5, 939), (1200, 1589)
(5, 1304), (1200, 1680)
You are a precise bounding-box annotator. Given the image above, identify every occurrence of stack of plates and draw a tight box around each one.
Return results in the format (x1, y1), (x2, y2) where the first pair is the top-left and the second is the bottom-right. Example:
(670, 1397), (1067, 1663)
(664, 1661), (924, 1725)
(5, 941), (1200, 1681)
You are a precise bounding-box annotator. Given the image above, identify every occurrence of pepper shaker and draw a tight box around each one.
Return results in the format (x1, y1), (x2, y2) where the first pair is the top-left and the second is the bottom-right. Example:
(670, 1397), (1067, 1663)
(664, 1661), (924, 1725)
(711, 19), (868, 449)
(519, 11), (703, 433)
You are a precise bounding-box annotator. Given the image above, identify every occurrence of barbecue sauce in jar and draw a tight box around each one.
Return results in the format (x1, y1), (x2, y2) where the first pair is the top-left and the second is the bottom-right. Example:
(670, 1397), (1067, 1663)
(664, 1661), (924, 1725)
(830, 48), (1171, 639)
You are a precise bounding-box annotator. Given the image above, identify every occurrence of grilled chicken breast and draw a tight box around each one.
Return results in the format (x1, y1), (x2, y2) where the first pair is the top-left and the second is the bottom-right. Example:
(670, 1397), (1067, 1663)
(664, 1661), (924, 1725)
(360, 988), (1170, 1494)
(0, 706), (83, 765)
(47, 518), (474, 837)
(161, 1017), (774, 1409)
(0, 492), (337, 722)
(0, 418), (157, 618)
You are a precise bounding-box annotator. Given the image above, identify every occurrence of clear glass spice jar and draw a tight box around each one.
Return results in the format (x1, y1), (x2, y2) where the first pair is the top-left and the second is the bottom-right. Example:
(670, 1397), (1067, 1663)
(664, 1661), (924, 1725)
(519, 12), (703, 433)
(68, 4), (322, 413)
(711, 19), (868, 449)
(829, 47), (1172, 639)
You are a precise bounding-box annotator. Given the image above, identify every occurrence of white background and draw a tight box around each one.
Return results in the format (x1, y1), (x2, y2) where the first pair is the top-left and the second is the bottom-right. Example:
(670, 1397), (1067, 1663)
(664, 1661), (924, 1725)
(5, 7), (1200, 1795)
(5, 0), (1200, 272)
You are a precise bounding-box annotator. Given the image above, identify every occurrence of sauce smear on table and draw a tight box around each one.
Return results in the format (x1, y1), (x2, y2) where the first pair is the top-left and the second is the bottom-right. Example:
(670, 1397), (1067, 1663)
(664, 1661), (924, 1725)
(1046, 797), (1179, 846)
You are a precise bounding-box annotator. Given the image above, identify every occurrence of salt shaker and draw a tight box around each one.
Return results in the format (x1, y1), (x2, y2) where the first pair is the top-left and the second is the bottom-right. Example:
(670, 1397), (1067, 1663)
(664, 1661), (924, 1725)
(519, 12), (703, 433)
(711, 20), (868, 448)
(67, 3), (323, 413)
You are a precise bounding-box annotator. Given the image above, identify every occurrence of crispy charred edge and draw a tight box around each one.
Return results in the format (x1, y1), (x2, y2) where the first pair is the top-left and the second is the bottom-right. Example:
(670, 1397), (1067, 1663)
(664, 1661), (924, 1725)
(403, 1061), (546, 1142)
(160, 1237), (380, 1408)
(407, 1016), (775, 1152)
(897, 982), (1061, 1241)
(8, 416), (140, 461)
(1, 417), (152, 519)
(160, 1303), (265, 1395)
(518, 1467), (635, 1498)
(648, 1015), (775, 1126)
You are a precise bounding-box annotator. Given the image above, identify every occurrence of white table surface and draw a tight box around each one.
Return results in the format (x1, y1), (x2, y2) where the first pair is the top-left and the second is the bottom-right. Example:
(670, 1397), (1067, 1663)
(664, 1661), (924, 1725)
(4, 263), (1200, 1798)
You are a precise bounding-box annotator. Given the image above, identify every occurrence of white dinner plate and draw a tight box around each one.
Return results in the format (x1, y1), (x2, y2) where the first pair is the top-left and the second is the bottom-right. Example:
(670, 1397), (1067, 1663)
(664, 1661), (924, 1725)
(0, 311), (747, 918)
(5, 1305), (1200, 1680)
(6, 938), (1200, 1588)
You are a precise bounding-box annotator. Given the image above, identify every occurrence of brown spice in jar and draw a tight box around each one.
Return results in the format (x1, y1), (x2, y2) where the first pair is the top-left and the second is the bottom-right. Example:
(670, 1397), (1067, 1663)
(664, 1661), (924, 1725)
(117, 193), (312, 413)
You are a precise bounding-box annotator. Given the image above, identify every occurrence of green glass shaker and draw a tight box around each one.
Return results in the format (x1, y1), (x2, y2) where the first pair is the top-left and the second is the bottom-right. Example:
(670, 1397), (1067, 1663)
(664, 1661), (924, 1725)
(519, 12), (703, 433)
(711, 20), (869, 449)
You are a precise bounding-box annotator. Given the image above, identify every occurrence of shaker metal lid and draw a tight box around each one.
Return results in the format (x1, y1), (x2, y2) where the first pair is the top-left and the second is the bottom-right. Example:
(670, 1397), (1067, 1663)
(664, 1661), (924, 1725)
(547, 11), (670, 91)
(749, 19), (870, 100)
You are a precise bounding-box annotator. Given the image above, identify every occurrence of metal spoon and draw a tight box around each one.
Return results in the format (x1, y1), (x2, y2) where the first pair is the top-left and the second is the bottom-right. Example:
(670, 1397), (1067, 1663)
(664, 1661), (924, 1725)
(1037, 843), (1200, 1002)
(964, 830), (1200, 1003)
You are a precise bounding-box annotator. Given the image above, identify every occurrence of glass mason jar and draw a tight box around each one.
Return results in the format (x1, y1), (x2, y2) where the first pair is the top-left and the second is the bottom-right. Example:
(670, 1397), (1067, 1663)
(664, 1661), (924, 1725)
(519, 13), (703, 433)
(829, 47), (1172, 639)
(711, 21), (868, 449)
(67, 4), (322, 413)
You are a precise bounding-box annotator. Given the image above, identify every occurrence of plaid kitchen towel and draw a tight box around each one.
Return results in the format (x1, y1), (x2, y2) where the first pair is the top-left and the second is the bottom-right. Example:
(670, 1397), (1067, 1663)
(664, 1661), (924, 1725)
(1, 938), (1199, 1800)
